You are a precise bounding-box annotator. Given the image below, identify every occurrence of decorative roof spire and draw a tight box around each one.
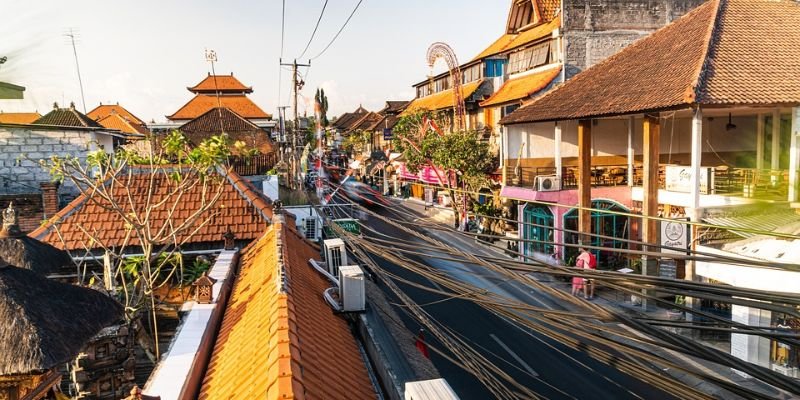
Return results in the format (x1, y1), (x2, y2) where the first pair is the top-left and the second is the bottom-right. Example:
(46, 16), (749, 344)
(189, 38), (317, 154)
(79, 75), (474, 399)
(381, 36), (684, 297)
(0, 203), (22, 238)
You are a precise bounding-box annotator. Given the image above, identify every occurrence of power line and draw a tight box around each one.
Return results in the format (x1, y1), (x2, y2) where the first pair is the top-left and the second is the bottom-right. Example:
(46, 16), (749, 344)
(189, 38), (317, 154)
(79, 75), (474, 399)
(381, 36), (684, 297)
(278, 0), (286, 107)
(298, 0), (329, 59)
(310, 0), (364, 60)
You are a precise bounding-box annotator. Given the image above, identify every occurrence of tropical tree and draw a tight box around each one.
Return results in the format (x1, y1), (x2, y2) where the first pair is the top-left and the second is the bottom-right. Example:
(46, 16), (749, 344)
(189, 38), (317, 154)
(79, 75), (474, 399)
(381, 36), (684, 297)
(315, 88), (329, 127)
(39, 130), (232, 360)
(393, 109), (493, 229)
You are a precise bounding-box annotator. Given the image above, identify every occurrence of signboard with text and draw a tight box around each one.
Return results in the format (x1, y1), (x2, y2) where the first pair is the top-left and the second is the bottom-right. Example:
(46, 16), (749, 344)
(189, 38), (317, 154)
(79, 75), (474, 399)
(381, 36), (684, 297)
(383, 128), (393, 140)
(665, 165), (714, 194)
(660, 218), (690, 255)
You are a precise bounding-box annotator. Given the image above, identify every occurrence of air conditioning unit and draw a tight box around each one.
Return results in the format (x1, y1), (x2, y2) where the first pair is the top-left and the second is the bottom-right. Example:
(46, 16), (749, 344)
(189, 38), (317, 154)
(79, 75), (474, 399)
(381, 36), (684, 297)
(338, 265), (365, 312)
(405, 378), (460, 400)
(323, 238), (347, 277)
(534, 175), (560, 192)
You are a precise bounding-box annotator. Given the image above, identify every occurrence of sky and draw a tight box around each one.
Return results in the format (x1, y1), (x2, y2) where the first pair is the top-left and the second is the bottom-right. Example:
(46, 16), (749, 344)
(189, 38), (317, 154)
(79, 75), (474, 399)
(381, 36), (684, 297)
(0, 0), (509, 123)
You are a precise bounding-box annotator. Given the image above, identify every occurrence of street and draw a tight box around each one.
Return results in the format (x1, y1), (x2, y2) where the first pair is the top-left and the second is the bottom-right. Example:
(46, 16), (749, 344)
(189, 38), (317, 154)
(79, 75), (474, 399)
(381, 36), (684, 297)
(345, 200), (679, 400)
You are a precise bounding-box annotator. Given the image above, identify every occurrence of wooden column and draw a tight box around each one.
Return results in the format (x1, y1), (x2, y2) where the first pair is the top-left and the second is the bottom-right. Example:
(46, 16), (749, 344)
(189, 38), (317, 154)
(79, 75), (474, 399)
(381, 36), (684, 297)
(641, 114), (660, 309)
(554, 122), (563, 182)
(756, 114), (765, 172)
(501, 125), (508, 185)
(627, 116), (635, 187)
(578, 119), (592, 245)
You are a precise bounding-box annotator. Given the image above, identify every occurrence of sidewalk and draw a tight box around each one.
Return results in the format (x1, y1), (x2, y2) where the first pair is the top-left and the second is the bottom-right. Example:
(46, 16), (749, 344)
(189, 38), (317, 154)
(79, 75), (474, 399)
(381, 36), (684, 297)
(392, 197), (794, 400)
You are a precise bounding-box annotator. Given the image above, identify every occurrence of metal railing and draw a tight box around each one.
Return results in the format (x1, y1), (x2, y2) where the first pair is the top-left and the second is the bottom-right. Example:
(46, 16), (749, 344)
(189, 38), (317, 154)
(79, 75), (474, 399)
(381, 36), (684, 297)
(228, 153), (278, 176)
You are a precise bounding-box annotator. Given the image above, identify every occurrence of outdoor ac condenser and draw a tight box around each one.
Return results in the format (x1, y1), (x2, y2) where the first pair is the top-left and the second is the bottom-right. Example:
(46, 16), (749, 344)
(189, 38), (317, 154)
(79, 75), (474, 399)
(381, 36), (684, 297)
(535, 175), (560, 192)
(338, 265), (365, 312)
(323, 238), (347, 277)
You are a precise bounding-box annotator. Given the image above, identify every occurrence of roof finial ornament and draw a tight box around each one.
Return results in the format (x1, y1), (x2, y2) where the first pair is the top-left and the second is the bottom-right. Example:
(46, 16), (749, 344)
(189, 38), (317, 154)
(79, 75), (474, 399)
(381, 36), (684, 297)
(69, 101), (76, 110)
(0, 202), (22, 238)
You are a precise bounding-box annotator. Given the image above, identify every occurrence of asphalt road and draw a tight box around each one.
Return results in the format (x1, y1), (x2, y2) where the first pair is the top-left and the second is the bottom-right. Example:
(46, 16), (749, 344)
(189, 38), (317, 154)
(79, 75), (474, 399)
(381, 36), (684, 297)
(336, 200), (679, 400)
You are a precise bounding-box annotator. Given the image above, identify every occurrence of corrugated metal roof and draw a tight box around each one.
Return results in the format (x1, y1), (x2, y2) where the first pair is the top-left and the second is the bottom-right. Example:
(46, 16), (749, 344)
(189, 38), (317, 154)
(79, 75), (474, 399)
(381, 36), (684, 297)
(703, 209), (800, 238)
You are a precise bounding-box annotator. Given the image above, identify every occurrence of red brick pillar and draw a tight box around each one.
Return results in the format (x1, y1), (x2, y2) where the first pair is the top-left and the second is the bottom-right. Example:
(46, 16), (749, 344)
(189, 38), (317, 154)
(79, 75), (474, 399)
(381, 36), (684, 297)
(40, 182), (60, 218)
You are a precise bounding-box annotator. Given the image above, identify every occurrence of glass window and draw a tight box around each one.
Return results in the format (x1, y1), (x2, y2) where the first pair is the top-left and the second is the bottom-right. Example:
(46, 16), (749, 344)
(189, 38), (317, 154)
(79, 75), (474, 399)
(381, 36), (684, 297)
(508, 42), (550, 74)
(523, 204), (554, 256)
(772, 312), (799, 369)
(563, 200), (630, 269)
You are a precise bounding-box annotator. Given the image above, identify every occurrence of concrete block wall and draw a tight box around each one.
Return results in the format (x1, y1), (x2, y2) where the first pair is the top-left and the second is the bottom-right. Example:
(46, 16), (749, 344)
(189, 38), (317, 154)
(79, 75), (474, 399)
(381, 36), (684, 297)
(0, 127), (91, 195)
(563, 0), (706, 78)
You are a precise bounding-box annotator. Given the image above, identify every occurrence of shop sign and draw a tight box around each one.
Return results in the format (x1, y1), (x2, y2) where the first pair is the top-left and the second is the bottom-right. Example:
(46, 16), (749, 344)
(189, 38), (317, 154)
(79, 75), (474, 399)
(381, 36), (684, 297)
(661, 218), (690, 255)
(383, 128), (393, 140)
(324, 218), (361, 237)
(665, 165), (714, 194)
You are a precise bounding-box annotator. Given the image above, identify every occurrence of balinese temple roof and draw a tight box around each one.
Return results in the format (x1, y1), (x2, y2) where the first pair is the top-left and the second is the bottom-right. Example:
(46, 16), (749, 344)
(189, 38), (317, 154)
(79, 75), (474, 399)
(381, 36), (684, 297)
(179, 107), (275, 154)
(188, 74), (253, 94)
(167, 95), (270, 121)
(0, 204), (71, 275)
(0, 262), (122, 375)
(33, 103), (103, 128)
(197, 216), (375, 399)
(501, 0), (800, 125)
(87, 103), (145, 125)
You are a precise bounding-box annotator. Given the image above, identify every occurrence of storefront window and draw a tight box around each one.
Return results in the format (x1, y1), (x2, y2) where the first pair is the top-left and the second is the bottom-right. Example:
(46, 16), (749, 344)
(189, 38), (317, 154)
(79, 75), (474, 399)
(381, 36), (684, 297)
(771, 312), (799, 371)
(523, 204), (554, 256)
(563, 200), (630, 269)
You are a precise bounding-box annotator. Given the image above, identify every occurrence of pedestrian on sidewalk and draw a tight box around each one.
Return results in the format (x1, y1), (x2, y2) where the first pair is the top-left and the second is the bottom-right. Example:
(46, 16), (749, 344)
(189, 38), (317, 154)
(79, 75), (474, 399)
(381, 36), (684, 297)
(577, 248), (597, 299)
(571, 253), (585, 296)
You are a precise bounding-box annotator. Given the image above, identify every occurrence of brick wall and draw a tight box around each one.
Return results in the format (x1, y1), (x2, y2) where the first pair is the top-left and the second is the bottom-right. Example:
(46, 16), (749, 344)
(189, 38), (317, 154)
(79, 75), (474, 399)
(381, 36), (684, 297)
(0, 127), (92, 195)
(563, 0), (706, 78)
(0, 194), (43, 233)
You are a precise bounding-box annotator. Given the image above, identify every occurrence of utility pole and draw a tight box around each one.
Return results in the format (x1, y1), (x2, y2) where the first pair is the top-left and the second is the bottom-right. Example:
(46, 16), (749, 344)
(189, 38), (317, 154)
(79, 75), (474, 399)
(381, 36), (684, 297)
(279, 59), (310, 189)
(277, 106), (290, 162)
(64, 28), (87, 113)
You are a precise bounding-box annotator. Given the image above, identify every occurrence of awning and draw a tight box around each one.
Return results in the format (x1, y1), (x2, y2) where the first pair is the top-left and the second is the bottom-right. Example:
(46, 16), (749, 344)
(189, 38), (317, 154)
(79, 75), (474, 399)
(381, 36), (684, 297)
(403, 80), (484, 114)
(702, 209), (800, 238)
(480, 66), (562, 107)
(393, 162), (418, 180)
(419, 166), (448, 185)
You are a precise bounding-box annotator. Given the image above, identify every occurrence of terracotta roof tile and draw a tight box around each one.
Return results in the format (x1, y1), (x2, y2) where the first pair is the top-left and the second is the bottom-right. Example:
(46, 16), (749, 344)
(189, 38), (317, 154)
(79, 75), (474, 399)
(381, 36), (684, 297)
(472, 16), (559, 61)
(30, 168), (272, 251)
(501, 0), (800, 125)
(96, 114), (148, 136)
(0, 112), (41, 124)
(480, 66), (561, 107)
(333, 107), (370, 130)
(189, 74), (253, 94)
(199, 218), (376, 400)
(179, 107), (275, 154)
(168, 95), (271, 121)
(87, 104), (145, 125)
(404, 80), (485, 114)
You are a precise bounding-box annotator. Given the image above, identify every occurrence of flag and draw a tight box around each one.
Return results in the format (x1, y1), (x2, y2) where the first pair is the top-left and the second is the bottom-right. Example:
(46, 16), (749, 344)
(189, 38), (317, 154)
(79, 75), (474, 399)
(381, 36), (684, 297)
(415, 329), (429, 358)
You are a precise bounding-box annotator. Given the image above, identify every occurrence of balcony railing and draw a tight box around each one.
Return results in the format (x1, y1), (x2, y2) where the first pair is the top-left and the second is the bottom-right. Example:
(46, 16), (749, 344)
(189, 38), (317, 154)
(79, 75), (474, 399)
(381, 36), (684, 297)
(505, 164), (789, 199)
(229, 153), (278, 176)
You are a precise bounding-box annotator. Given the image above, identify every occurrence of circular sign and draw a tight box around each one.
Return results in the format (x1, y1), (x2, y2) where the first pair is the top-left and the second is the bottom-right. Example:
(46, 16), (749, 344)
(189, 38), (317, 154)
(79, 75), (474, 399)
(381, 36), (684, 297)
(664, 221), (684, 241)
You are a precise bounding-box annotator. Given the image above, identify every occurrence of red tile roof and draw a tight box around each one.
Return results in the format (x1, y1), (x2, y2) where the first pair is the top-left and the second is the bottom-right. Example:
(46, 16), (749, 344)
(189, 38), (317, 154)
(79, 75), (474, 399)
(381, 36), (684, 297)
(188, 74), (253, 94)
(30, 168), (273, 251)
(198, 216), (376, 400)
(179, 108), (275, 154)
(168, 95), (271, 121)
(0, 112), (41, 124)
(480, 66), (561, 107)
(96, 114), (149, 136)
(501, 0), (800, 125)
(87, 104), (145, 125)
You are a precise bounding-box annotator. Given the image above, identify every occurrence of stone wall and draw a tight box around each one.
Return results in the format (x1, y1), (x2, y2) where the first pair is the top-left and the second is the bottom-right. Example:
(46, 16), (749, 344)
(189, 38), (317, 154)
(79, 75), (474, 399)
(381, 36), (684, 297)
(563, 0), (707, 78)
(0, 127), (92, 195)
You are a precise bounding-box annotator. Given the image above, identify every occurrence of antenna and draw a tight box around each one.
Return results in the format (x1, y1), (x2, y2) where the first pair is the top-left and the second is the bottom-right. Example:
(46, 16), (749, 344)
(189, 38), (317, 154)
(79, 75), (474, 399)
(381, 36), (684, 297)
(63, 28), (87, 113)
(204, 48), (225, 133)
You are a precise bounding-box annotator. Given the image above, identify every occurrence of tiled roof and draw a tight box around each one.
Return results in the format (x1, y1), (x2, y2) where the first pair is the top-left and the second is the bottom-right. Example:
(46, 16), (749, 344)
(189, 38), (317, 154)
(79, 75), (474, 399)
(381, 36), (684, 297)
(404, 80), (485, 114)
(96, 114), (149, 136)
(198, 217), (376, 400)
(188, 74), (253, 94)
(333, 107), (370, 131)
(0, 112), (41, 124)
(34, 106), (103, 128)
(179, 108), (275, 154)
(87, 104), (145, 125)
(383, 101), (410, 114)
(353, 112), (384, 131)
(501, 0), (800, 125)
(471, 16), (559, 61)
(168, 95), (271, 121)
(480, 66), (561, 107)
(537, 0), (560, 22)
(30, 168), (272, 251)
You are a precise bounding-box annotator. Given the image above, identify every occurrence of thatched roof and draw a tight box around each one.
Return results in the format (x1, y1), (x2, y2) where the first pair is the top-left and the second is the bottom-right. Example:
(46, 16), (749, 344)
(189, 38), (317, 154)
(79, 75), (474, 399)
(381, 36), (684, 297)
(0, 264), (123, 375)
(0, 236), (73, 275)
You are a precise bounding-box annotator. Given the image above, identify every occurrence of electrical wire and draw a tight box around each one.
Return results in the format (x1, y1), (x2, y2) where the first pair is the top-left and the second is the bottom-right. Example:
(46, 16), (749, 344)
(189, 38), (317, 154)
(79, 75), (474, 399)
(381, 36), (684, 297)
(310, 0), (364, 60)
(298, 0), (329, 59)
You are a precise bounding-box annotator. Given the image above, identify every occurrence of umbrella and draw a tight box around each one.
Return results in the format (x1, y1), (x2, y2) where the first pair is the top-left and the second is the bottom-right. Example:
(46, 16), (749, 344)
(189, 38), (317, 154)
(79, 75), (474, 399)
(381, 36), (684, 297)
(0, 262), (123, 375)
(0, 203), (72, 275)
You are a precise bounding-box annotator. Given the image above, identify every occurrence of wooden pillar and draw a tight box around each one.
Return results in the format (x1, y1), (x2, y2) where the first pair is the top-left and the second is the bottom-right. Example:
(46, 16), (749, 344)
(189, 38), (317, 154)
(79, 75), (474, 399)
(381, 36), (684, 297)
(790, 107), (800, 202)
(554, 122), (562, 182)
(627, 116), (635, 187)
(578, 119), (592, 245)
(641, 114), (660, 309)
(772, 109), (781, 171)
(756, 114), (765, 171)
(501, 125), (508, 184)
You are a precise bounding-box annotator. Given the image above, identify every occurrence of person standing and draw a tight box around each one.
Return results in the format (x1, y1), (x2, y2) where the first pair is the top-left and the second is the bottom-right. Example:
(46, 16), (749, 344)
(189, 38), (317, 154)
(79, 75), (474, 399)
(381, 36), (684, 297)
(578, 248), (597, 299)
(571, 252), (586, 296)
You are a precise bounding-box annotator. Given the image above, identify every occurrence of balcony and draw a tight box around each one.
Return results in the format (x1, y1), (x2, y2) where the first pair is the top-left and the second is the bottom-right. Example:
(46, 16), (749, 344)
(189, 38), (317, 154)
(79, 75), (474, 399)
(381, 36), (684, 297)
(504, 164), (790, 200)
